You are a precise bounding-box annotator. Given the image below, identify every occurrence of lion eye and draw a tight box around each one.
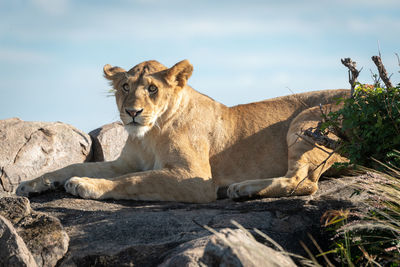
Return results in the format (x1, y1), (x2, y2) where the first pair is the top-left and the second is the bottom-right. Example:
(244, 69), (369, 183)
(122, 83), (130, 92)
(148, 84), (158, 94)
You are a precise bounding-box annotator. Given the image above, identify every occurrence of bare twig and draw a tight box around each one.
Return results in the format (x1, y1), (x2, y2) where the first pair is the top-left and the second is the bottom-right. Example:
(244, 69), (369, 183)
(307, 233), (335, 267)
(341, 58), (360, 97)
(300, 241), (321, 266)
(286, 87), (326, 120)
(370, 69), (380, 87)
(395, 53), (400, 72)
(371, 56), (393, 88)
(303, 127), (341, 151)
(290, 107), (345, 195)
(377, 40), (382, 58)
(253, 229), (285, 252)
(359, 246), (383, 267)
(295, 133), (332, 154)
(286, 87), (310, 109)
(318, 104), (349, 142)
(290, 149), (335, 196)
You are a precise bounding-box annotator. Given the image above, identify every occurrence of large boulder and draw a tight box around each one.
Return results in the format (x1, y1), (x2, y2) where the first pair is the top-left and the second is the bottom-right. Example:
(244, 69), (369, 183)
(0, 193), (69, 267)
(0, 118), (92, 192)
(89, 122), (128, 162)
(28, 175), (370, 266)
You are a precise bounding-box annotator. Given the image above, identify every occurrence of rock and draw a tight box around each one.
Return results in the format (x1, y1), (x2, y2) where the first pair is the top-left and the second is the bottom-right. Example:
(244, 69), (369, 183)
(202, 228), (296, 267)
(0, 192), (31, 224)
(161, 229), (295, 267)
(0, 215), (38, 267)
(89, 121), (128, 162)
(17, 212), (70, 267)
(159, 235), (210, 267)
(0, 118), (92, 192)
(0, 193), (69, 267)
(28, 175), (370, 266)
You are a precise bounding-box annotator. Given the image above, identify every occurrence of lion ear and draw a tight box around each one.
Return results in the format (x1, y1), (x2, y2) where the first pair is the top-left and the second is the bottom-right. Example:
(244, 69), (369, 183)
(166, 60), (193, 88)
(103, 64), (126, 80)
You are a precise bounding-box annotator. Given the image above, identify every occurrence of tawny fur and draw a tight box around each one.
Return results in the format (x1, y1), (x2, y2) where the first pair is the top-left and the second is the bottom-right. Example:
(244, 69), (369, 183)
(16, 60), (349, 203)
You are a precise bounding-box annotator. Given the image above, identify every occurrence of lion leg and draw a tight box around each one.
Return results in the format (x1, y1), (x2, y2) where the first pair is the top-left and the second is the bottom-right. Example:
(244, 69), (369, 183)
(63, 169), (217, 203)
(227, 148), (339, 199)
(227, 137), (341, 199)
(16, 161), (128, 196)
(228, 106), (346, 199)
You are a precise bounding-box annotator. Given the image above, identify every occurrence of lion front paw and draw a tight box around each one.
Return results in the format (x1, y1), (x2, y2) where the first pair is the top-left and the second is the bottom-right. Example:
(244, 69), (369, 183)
(16, 180), (36, 197)
(64, 177), (102, 199)
(16, 177), (57, 197)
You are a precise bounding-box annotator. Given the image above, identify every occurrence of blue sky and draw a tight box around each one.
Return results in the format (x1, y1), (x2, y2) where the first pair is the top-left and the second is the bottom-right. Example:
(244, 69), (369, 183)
(1, 0), (399, 132)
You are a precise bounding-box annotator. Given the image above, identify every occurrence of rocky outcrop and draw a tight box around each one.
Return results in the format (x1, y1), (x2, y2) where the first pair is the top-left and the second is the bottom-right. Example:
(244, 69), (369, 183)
(27, 175), (368, 266)
(0, 118), (92, 192)
(0, 193), (69, 267)
(89, 122), (128, 162)
(0, 117), (371, 266)
(0, 215), (38, 267)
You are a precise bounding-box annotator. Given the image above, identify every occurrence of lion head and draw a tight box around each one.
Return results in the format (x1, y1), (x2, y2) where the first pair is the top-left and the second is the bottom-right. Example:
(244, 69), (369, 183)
(103, 60), (193, 137)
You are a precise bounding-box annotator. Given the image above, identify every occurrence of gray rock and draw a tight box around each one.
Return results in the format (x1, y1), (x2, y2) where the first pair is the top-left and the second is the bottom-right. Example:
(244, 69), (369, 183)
(28, 175), (370, 266)
(0, 192), (31, 224)
(89, 121), (128, 162)
(201, 228), (296, 267)
(0, 194), (69, 267)
(160, 235), (210, 267)
(0, 118), (92, 192)
(0, 215), (38, 267)
(161, 229), (296, 267)
(16, 212), (69, 267)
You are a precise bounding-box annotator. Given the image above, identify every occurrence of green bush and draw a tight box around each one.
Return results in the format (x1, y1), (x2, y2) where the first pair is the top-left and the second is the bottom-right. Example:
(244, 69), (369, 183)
(322, 83), (400, 169)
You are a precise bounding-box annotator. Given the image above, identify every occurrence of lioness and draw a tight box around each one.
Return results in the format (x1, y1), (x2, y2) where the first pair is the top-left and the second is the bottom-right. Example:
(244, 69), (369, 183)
(17, 60), (348, 203)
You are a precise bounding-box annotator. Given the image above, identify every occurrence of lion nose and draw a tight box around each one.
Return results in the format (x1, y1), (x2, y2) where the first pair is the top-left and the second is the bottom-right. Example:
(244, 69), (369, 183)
(125, 108), (143, 118)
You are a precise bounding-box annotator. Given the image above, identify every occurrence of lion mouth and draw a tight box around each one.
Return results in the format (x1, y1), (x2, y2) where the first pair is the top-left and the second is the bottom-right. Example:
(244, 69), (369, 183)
(121, 114), (152, 128)
(128, 121), (141, 126)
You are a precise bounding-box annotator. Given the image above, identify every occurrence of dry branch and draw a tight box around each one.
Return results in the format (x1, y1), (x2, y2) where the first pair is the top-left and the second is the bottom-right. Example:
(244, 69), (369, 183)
(303, 126), (341, 151)
(371, 56), (393, 88)
(341, 58), (360, 97)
